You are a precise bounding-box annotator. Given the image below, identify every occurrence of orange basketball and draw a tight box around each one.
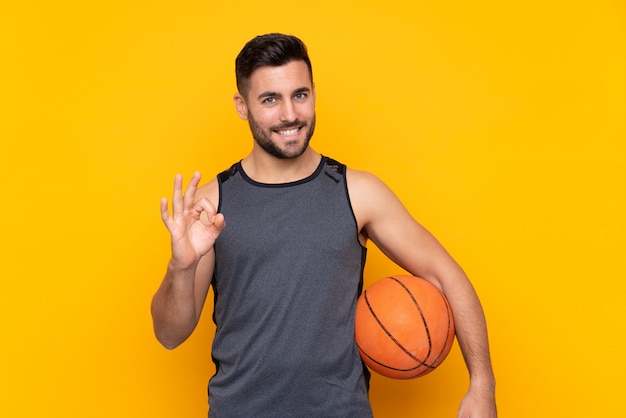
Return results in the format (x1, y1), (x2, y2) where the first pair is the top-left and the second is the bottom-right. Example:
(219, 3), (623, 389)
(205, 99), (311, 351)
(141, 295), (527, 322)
(355, 275), (455, 379)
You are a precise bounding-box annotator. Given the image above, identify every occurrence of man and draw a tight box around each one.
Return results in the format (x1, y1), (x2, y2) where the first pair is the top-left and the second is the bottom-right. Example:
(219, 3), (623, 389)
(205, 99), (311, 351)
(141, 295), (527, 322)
(151, 33), (497, 417)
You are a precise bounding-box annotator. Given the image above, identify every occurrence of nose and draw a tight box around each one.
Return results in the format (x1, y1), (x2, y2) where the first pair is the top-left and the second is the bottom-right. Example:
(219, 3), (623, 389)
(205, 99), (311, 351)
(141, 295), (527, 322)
(279, 100), (297, 122)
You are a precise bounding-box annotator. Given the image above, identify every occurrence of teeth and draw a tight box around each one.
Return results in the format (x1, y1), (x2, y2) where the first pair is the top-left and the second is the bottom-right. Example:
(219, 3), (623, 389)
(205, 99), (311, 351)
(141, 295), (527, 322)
(279, 128), (299, 136)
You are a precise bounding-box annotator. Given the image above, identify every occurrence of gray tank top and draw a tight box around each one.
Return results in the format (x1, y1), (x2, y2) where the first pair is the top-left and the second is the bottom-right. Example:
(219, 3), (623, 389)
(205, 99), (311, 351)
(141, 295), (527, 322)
(209, 156), (372, 417)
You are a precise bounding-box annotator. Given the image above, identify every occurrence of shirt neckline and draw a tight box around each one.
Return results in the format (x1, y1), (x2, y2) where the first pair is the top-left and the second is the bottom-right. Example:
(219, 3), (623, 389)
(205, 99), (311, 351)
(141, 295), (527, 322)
(238, 155), (326, 188)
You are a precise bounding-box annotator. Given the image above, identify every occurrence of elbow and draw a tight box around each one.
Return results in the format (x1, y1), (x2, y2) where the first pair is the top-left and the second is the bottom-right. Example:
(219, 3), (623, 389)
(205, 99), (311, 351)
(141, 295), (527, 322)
(151, 304), (190, 350)
(154, 331), (185, 350)
(152, 319), (187, 350)
(160, 339), (181, 351)
(150, 304), (196, 350)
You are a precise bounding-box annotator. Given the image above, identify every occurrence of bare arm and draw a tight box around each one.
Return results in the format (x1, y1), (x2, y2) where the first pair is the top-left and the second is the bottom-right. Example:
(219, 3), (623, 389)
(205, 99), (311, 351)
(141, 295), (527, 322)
(151, 172), (225, 349)
(348, 169), (496, 417)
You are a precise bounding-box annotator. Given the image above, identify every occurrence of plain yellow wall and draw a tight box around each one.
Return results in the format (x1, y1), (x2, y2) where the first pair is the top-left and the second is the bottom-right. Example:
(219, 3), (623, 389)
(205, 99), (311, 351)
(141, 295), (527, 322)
(1, 0), (625, 417)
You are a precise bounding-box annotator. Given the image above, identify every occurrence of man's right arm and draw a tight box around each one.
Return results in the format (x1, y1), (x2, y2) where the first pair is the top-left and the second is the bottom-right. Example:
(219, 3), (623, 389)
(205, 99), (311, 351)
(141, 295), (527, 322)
(151, 251), (215, 349)
(150, 173), (225, 349)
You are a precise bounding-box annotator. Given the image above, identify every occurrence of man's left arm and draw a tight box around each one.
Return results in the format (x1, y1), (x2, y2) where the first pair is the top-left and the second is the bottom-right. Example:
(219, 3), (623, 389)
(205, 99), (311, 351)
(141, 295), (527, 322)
(348, 169), (497, 417)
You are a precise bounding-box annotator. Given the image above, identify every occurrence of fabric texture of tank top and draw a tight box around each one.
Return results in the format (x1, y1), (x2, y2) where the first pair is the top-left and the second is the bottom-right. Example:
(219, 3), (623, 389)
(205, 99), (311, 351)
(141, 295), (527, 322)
(208, 156), (372, 417)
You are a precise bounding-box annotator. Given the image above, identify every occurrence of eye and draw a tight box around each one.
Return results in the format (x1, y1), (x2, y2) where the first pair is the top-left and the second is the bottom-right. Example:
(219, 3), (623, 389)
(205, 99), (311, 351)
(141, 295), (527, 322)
(262, 97), (276, 104)
(294, 93), (307, 100)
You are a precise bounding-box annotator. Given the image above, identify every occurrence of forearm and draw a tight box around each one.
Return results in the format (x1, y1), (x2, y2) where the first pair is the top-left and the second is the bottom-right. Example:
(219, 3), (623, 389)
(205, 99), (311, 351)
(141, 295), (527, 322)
(151, 261), (201, 349)
(446, 278), (496, 388)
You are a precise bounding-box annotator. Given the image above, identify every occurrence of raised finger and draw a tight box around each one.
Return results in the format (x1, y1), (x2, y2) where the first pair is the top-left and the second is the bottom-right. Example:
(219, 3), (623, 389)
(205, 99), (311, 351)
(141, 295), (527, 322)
(183, 171), (202, 209)
(160, 197), (174, 229)
(171, 174), (184, 217)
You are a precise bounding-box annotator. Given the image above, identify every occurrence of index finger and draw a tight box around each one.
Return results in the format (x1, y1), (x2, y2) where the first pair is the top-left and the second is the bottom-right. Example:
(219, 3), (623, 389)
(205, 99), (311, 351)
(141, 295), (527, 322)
(183, 171), (202, 209)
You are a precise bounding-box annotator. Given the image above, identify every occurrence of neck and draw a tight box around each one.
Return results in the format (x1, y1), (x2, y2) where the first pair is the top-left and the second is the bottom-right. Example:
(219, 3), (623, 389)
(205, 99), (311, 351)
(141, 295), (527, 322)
(241, 148), (321, 184)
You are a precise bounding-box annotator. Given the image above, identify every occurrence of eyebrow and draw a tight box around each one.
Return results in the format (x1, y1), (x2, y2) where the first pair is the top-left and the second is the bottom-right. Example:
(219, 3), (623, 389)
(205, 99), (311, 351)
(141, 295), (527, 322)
(257, 87), (311, 101)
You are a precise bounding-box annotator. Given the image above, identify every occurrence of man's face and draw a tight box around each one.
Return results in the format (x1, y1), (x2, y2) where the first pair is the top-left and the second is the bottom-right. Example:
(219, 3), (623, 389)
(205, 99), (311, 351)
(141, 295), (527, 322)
(235, 60), (316, 159)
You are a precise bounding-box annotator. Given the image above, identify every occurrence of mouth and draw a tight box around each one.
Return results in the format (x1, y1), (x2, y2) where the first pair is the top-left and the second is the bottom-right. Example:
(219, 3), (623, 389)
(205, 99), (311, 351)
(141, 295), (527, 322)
(274, 125), (303, 138)
(277, 127), (300, 137)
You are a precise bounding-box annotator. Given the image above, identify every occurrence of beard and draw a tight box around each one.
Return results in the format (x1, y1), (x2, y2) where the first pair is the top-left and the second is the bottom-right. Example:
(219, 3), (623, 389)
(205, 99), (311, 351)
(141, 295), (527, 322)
(248, 113), (316, 159)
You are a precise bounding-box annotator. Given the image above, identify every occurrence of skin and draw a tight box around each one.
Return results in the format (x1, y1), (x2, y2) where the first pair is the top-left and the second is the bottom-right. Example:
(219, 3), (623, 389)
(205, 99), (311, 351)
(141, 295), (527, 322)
(151, 60), (497, 417)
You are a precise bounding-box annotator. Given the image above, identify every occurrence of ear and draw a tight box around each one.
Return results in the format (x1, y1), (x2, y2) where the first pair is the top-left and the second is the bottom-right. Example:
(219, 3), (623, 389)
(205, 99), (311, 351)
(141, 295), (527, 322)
(233, 93), (249, 120)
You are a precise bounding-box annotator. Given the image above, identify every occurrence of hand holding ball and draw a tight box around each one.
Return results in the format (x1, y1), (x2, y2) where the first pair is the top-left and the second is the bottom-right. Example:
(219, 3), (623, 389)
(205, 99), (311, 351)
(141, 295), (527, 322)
(355, 275), (455, 379)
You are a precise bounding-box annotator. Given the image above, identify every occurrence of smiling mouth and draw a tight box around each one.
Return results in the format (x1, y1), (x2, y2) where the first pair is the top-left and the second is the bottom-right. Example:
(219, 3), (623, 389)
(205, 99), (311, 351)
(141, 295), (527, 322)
(277, 127), (300, 137)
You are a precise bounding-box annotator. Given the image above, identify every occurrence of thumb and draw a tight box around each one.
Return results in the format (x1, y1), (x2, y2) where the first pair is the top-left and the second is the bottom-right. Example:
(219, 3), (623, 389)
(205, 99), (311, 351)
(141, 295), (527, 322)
(209, 213), (226, 233)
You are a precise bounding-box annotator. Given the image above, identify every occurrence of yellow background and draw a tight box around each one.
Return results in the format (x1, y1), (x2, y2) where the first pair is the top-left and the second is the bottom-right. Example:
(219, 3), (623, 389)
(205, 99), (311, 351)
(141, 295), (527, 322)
(1, 0), (625, 417)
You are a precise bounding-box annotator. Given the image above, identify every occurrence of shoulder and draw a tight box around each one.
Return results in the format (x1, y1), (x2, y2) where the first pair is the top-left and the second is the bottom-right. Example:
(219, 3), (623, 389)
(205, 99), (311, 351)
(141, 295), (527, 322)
(346, 167), (407, 233)
(196, 175), (219, 208)
(195, 162), (241, 207)
(346, 167), (398, 205)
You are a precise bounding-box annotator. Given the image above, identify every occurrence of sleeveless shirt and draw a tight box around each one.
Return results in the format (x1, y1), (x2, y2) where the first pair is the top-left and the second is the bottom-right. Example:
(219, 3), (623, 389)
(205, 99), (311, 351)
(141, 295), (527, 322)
(208, 156), (373, 417)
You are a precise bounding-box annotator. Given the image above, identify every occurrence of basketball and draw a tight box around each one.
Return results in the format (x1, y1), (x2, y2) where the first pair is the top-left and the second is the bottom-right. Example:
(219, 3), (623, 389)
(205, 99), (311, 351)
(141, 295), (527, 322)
(355, 275), (455, 379)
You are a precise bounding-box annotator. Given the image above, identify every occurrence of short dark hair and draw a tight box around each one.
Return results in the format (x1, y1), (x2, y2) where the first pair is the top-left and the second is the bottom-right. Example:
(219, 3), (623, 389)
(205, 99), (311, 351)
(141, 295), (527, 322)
(235, 33), (313, 96)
